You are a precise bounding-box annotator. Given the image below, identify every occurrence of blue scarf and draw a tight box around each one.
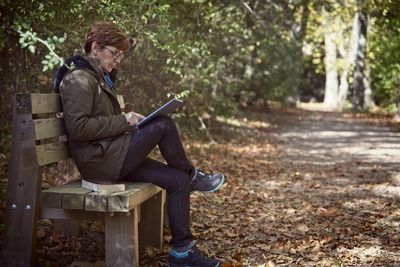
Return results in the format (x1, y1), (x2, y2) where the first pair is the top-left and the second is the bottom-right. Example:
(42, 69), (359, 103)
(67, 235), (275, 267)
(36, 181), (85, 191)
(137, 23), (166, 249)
(103, 72), (114, 88)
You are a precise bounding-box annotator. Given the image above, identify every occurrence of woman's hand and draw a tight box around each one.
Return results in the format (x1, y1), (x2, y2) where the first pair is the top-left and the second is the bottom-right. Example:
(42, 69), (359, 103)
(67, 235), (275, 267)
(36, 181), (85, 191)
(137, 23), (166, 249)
(124, 111), (145, 126)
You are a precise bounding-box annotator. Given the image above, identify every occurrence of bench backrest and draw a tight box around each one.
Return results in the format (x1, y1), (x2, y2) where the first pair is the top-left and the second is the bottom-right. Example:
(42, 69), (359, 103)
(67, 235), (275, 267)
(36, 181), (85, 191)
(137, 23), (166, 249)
(15, 93), (125, 167)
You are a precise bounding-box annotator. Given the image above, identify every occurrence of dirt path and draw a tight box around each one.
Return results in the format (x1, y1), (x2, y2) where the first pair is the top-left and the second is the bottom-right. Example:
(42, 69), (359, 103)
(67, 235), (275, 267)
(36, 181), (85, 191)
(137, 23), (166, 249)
(258, 111), (400, 266)
(188, 110), (400, 267)
(272, 111), (400, 194)
(274, 111), (400, 167)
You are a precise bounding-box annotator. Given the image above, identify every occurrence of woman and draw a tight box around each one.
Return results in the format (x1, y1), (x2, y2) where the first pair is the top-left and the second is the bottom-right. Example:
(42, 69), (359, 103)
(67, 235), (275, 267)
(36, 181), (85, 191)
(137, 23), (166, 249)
(54, 21), (224, 267)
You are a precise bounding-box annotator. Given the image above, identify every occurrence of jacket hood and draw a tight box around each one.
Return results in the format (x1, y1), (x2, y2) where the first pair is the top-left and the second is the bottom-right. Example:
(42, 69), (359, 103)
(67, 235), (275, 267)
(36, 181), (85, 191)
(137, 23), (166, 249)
(53, 54), (119, 93)
(53, 55), (96, 93)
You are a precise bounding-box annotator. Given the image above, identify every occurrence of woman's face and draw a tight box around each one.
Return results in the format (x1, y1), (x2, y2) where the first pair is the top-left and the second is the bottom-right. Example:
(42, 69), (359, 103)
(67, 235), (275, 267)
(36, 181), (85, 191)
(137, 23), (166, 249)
(92, 44), (124, 73)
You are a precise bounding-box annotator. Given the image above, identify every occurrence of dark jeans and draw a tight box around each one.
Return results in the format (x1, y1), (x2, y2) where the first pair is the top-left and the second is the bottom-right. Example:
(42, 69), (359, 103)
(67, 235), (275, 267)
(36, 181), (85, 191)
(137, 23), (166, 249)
(119, 116), (195, 249)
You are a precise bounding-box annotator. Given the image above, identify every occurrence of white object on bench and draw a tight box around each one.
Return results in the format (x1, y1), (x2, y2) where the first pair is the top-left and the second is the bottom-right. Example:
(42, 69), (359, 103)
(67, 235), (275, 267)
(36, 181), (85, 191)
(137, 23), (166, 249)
(82, 179), (126, 192)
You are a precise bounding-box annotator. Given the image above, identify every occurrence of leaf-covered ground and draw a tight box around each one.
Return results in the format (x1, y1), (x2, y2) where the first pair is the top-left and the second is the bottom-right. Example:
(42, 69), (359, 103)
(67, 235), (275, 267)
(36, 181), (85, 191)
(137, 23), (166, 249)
(1, 108), (400, 266)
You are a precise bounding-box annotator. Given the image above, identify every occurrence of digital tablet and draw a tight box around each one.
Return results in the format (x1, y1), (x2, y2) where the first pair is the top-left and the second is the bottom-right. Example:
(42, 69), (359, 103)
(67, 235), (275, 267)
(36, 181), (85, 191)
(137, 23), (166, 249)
(136, 98), (184, 128)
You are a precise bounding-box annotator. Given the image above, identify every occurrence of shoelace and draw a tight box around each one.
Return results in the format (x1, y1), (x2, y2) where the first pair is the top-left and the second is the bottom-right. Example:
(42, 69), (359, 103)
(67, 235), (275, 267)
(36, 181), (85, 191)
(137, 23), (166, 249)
(196, 170), (209, 179)
(190, 169), (208, 184)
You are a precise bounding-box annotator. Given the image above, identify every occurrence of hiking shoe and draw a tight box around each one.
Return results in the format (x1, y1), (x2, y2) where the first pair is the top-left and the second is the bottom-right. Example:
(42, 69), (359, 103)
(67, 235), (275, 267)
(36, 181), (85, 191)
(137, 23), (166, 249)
(190, 168), (225, 193)
(168, 246), (220, 267)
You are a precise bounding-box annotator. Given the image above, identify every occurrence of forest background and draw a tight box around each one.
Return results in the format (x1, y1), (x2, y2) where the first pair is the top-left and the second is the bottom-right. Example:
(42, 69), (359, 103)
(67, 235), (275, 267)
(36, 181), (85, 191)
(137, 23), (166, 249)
(1, 0), (400, 265)
(1, 0), (400, 148)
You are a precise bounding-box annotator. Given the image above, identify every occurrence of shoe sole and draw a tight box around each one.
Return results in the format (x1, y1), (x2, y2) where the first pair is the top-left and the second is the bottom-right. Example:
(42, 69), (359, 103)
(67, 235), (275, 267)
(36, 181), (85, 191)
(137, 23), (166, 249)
(199, 174), (225, 194)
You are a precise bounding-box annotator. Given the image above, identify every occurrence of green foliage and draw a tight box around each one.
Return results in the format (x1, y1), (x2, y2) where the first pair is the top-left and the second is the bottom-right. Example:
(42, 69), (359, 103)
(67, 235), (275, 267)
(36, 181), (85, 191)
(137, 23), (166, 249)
(0, 0), (328, 135)
(368, 0), (400, 106)
(1, 0), (399, 137)
(19, 30), (37, 53)
(13, 17), (66, 71)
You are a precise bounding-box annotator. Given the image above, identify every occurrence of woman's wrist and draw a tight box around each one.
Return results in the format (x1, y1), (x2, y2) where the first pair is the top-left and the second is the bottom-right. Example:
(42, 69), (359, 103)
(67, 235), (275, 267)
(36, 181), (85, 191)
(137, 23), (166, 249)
(124, 112), (134, 125)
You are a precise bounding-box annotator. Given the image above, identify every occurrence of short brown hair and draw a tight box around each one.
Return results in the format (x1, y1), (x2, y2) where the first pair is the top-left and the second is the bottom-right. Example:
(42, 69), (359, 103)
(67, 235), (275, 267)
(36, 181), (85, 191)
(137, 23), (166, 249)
(84, 21), (130, 54)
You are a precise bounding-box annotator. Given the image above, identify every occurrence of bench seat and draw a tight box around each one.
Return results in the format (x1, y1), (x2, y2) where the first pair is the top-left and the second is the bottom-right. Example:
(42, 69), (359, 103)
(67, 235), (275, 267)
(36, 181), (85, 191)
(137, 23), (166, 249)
(42, 180), (163, 212)
(40, 181), (166, 267)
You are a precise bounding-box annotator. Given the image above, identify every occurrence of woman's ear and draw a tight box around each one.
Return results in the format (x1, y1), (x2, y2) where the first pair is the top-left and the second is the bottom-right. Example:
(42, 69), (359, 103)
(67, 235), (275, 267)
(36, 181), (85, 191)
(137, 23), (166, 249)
(90, 42), (101, 56)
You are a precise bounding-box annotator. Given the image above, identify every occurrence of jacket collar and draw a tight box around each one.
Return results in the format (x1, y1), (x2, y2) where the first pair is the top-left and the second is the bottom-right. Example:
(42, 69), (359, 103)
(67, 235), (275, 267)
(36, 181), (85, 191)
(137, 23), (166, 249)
(83, 55), (119, 98)
(53, 52), (118, 95)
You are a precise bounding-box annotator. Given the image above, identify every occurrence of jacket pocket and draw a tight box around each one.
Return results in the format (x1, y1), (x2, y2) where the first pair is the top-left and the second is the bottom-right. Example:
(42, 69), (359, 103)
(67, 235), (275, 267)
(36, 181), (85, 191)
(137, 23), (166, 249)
(82, 142), (105, 162)
(98, 140), (111, 156)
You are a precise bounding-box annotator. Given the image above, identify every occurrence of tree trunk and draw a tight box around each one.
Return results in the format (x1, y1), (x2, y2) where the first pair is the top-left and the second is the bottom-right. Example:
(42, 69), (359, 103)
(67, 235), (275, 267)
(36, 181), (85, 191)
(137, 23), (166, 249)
(337, 12), (359, 111)
(393, 98), (400, 122)
(363, 65), (376, 109)
(351, 1), (368, 110)
(293, 0), (309, 100)
(322, 7), (339, 110)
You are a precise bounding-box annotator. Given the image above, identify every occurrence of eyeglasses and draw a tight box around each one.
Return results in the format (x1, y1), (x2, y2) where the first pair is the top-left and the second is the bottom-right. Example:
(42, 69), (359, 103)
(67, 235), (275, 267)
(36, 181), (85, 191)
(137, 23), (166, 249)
(102, 46), (124, 61)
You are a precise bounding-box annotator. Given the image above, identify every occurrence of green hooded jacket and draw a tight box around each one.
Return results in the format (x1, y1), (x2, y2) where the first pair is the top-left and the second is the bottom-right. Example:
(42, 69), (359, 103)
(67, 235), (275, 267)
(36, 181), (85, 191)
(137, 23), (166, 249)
(59, 55), (131, 182)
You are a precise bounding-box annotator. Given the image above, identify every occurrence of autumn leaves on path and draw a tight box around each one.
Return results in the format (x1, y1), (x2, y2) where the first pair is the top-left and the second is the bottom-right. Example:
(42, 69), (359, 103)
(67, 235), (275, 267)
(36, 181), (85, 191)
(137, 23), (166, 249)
(37, 109), (399, 266)
(187, 110), (400, 266)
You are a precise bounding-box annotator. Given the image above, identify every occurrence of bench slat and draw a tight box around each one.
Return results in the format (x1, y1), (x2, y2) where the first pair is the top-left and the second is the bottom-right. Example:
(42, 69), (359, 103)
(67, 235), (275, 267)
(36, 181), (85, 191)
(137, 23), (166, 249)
(36, 142), (69, 166)
(17, 93), (125, 115)
(85, 191), (109, 212)
(34, 118), (67, 141)
(41, 208), (105, 222)
(31, 94), (62, 114)
(62, 184), (93, 210)
(42, 181), (82, 209)
(108, 183), (162, 212)
(85, 183), (162, 212)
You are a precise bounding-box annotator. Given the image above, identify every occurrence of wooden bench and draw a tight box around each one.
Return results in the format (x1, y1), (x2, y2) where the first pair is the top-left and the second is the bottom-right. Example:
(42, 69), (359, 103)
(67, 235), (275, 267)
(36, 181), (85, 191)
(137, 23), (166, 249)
(1, 93), (166, 267)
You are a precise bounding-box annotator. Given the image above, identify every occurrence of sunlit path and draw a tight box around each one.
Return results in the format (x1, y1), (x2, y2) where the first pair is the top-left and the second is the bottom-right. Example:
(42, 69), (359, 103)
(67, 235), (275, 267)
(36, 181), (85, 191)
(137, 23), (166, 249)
(188, 110), (400, 266)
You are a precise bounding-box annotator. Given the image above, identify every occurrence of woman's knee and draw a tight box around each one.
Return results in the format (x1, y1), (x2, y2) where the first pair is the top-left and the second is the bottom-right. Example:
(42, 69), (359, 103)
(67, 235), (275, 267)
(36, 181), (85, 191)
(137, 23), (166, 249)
(148, 115), (176, 137)
(154, 115), (174, 128)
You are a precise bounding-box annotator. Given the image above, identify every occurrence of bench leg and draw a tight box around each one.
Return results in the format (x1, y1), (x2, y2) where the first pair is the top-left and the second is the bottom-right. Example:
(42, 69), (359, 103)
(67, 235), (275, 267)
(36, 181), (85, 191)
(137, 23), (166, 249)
(139, 190), (166, 251)
(105, 209), (139, 267)
(1, 101), (42, 267)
